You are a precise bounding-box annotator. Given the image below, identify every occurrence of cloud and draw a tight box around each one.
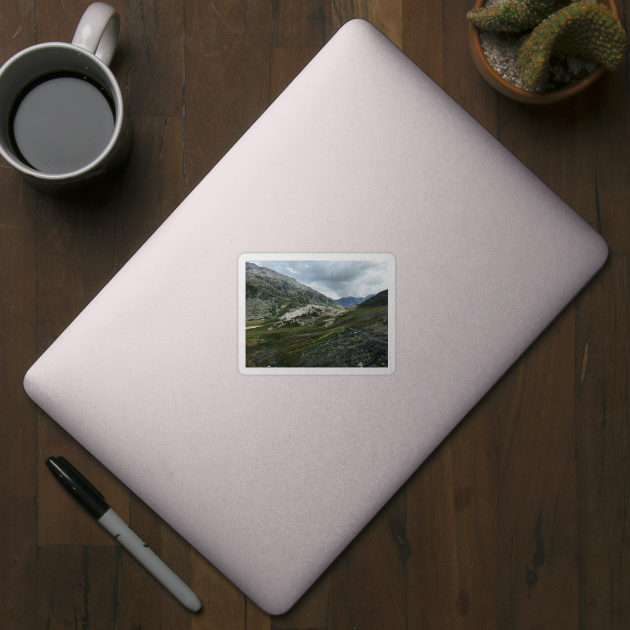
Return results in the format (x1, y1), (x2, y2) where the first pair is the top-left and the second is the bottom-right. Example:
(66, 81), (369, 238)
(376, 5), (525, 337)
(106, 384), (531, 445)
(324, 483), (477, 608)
(250, 259), (388, 299)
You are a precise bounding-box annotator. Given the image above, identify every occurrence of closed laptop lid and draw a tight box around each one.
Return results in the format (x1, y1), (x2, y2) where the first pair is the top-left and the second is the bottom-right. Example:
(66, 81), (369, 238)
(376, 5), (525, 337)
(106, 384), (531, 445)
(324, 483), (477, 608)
(24, 19), (607, 614)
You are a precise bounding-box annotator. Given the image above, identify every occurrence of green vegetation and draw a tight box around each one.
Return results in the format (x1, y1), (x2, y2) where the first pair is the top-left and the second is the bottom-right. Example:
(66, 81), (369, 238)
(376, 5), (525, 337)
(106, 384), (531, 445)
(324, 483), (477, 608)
(246, 263), (341, 321)
(467, 0), (567, 33)
(245, 303), (388, 368)
(467, 0), (627, 88)
(517, 2), (627, 85)
(356, 290), (388, 309)
(244, 263), (388, 368)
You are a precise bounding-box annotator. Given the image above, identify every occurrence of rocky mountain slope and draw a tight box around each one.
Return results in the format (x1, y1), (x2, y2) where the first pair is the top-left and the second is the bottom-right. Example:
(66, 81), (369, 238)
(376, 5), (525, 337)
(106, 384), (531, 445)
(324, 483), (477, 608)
(245, 262), (342, 321)
(357, 290), (388, 309)
(246, 299), (388, 368)
(334, 294), (375, 307)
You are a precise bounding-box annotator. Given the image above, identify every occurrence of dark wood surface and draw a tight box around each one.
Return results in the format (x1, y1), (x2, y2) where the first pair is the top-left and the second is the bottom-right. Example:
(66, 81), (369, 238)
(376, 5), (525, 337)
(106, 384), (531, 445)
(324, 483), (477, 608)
(1, 0), (628, 628)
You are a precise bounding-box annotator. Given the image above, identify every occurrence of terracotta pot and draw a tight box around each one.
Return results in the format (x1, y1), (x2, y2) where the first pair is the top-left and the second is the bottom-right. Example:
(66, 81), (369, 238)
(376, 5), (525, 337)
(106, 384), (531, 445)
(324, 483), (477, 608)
(468, 0), (619, 103)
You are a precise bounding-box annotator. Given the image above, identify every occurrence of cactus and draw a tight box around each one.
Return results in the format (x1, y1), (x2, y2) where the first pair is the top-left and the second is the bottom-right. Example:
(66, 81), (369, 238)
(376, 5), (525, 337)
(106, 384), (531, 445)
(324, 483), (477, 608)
(467, 0), (568, 33)
(516, 1), (627, 85)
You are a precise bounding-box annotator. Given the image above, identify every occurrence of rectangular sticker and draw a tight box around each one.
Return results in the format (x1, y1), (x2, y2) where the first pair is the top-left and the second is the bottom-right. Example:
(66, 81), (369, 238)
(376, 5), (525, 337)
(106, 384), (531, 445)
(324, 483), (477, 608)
(238, 254), (395, 375)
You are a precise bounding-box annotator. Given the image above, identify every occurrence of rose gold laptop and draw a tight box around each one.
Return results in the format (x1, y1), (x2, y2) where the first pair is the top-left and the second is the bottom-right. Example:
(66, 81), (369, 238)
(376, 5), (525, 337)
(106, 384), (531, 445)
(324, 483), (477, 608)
(24, 19), (607, 614)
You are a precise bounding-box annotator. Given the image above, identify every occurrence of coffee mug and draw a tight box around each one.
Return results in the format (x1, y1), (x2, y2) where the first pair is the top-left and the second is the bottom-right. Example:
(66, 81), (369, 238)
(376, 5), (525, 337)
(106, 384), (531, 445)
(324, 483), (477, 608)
(0, 2), (132, 197)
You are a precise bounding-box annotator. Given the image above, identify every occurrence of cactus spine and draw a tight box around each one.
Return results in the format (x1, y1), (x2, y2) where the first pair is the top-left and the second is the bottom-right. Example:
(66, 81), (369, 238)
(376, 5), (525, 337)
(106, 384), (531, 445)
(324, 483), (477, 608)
(467, 0), (568, 33)
(516, 1), (627, 85)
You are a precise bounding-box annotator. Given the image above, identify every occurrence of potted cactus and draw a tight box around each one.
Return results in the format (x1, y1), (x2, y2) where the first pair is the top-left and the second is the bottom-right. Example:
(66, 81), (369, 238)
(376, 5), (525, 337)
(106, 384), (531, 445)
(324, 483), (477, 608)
(467, 0), (627, 102)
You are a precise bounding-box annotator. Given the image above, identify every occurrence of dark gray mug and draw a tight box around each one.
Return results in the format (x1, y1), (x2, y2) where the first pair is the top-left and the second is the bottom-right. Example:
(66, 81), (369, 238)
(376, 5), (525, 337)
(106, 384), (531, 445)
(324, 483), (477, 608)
(0, 2), (131, 197)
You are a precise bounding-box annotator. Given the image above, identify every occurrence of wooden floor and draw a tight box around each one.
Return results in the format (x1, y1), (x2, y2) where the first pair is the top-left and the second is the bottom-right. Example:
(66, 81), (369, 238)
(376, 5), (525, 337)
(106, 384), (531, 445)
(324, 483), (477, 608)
(1, 0), (629, 628)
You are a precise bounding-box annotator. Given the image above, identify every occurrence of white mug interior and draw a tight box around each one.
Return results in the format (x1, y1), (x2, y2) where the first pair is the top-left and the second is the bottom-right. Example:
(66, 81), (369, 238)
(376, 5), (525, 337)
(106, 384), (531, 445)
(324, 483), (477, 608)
(0, 42), (124, 180)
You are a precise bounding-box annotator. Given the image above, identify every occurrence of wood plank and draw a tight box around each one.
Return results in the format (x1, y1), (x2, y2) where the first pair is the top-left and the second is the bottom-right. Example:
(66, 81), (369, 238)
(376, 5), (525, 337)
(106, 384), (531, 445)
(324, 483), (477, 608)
(247, 599), (271, 630)
(159, 117), (187, 220)
(402, 0), (444, 88)
(0, 0), (36, 56)
(492, 41), (626, 628)
(184, 0), (272, 192)
(492, 69), (616, 630)
(494, 62), (630, 257)
(190, 549), (247, 630)
(576, 256), (630, 629)
(582, 72), (630, 254)
(33, 186), (121, 355)
(271, 573), (332, 629)
(36, 545), (118, 630)
(330, 486), (407, 630)
(407, 392), (499, 629)
(35, 0), (127, 93)
(37, 416), (129, 546)
(126, 0), (183, 117)
(496, 97), (597, 224)
(404, 2), (499, 627)
(331, 0), (402, 48)
(112, 116), (185, 270)
(0, 138), (38, 630)
(443, 0), (497, 131)
(270, 47), (321, 103)
(0, 4), (38, 629)
(497, 305), (578, 628)
(271, 0), (332, 46)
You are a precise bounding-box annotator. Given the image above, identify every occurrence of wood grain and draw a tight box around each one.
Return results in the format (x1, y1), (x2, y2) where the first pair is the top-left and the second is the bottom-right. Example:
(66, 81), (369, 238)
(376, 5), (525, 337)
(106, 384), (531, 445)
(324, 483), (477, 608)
(111, 116), (185, 269)
(331, 486), (408, 630)
(190, 549), (247, 630)
(184, 0), (271, 191)
(576, 256), (630, 629)
(37, 416), (129, 546)
(332, 0), (403, 47)
(403, 0), (444, 87)
(407, 392), (499, 629)
(443, 0), (498, 131)
(0, 152), (38, 630)
(271, 0), (332, 46)
(36, 545), (119, 630)
(583, 72), (630, 254)
(270, 47), (322, 102)
(497, 304), (579, 629)
(125, 0), (184, 117)
(271, 573), (332, 629)
(0, 4), (38, 629)
(494, 67), (630, 258)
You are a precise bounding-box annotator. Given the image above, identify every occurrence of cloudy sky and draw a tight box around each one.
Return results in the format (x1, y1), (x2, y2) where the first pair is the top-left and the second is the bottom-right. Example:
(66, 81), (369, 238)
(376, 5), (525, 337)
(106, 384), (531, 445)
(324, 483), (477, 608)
(249, 259), (388, 300)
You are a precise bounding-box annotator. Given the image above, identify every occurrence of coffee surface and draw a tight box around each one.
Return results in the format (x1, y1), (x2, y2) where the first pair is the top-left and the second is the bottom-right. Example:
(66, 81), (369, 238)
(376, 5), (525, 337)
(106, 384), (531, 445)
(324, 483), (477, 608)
(12, 74), (115, 174)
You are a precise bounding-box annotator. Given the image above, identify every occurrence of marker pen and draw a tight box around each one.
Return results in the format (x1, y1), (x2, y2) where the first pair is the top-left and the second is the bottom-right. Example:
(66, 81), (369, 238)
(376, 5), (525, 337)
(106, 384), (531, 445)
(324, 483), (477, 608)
(46, 456), (202, 613)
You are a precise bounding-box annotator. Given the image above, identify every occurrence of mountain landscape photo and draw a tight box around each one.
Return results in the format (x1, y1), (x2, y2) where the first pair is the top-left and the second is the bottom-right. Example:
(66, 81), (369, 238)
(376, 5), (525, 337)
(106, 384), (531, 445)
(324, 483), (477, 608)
(244, 260), (389, 368)
(334, 294), (375, 307)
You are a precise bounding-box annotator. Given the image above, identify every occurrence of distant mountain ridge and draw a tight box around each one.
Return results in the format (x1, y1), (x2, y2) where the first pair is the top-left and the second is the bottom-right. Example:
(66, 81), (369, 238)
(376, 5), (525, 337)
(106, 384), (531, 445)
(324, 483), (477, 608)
(245, 262), (342, 321)
(357, 290), (387, 308)
(334, 294), (375, 307)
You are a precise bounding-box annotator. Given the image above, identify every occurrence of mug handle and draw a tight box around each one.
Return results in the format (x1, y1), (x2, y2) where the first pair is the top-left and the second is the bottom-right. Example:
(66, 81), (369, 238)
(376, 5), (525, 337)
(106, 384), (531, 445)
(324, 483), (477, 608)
(71, 2), (120, 67)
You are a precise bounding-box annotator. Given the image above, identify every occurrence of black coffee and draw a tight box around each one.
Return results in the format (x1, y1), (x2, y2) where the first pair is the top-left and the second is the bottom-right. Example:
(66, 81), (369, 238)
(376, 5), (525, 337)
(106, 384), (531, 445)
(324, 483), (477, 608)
(10, 73), (115, 174)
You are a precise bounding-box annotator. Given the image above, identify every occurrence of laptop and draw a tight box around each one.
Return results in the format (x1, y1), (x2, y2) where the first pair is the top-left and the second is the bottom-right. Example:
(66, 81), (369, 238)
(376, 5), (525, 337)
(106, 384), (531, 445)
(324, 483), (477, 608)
(23, 19), (608, 614)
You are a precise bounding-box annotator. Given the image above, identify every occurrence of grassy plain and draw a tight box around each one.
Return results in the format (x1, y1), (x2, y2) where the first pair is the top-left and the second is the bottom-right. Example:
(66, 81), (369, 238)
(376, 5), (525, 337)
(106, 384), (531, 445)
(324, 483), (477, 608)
(245, 304), (388, 368)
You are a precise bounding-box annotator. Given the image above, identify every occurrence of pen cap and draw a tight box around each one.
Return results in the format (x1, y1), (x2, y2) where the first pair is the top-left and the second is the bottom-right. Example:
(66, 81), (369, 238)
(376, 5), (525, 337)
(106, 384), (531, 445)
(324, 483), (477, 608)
(46, 456), (110, 519)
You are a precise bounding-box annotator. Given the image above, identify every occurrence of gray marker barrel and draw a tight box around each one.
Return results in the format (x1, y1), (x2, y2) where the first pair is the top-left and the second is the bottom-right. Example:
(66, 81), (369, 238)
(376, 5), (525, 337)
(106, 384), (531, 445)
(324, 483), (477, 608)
(99, 508), (202, 612)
